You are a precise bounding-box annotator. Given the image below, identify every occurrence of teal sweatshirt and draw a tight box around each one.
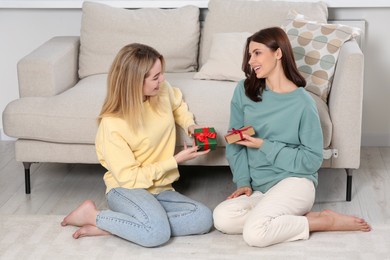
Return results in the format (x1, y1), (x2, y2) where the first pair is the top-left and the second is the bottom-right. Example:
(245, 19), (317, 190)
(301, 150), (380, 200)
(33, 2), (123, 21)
(227, 80), (323, 193)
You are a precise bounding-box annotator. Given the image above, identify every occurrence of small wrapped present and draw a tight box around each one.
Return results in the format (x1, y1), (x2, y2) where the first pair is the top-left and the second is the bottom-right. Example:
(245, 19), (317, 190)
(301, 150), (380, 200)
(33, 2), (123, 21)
(194, 127), (217, 151)
(224, 126), (255, 144)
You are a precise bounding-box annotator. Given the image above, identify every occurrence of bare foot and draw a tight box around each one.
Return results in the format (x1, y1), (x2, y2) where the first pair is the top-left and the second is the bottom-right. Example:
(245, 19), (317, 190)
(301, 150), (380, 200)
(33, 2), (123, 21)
(307, 209), (371, 232)
(73, 224), (111, 239)
(61, 200), (98, 227)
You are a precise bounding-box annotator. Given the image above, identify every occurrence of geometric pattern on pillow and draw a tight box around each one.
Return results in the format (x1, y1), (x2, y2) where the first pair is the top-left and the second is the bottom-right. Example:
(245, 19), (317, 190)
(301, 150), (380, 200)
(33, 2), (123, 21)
(282, 11), (360, 101)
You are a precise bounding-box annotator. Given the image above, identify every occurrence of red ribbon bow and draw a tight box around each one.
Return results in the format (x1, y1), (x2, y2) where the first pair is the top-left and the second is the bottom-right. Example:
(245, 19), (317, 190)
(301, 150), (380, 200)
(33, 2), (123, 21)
(195, 128), (216, 150)
(228, 128), (244, 140)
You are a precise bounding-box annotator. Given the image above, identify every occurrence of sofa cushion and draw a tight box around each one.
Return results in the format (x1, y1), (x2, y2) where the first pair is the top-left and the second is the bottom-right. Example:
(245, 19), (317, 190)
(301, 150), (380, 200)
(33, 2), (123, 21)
(79, 2), (200, 78)
(199, 0), (328, 67)
(2, 73), (234, 146)
(282, 11), (360, 101)
(3, 74), (331, 149)
(194, 32), (250, 82)
(3, 75), (107, 144)
(166, 73), (332, 148)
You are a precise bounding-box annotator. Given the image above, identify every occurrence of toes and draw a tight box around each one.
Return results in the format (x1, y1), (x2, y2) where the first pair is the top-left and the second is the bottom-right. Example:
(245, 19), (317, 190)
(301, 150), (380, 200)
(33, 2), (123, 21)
(357, 219), (371, 232)
(356, 218), (366, 223)
(73, 229), (82, 239)
(363, 224), (372, 232)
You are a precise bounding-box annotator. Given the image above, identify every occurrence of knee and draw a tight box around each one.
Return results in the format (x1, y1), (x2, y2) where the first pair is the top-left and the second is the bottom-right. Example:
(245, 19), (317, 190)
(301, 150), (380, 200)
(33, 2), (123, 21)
(138, 225), (171, 248)
(242, 230), (269, 248)
(201, 206), (214, 233)
(192, 204), (213, 234)
(213, 203), (236, 234)
(128, 215), (172, 247)
(170, 203), (213, 237)
(242, 220), (271, 248)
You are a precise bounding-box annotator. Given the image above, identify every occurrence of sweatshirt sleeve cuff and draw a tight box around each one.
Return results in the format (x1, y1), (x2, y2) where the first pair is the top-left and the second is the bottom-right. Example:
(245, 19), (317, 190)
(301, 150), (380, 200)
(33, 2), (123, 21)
(259, 139), (272, 155)
(159, 157), (178, 172)
(186, 120), (196, 136)
(236, 179), (251, 188)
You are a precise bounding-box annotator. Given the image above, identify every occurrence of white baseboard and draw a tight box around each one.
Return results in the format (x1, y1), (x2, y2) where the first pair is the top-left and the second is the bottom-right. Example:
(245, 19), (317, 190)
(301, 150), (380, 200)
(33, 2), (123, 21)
(0, 128), (16, 141)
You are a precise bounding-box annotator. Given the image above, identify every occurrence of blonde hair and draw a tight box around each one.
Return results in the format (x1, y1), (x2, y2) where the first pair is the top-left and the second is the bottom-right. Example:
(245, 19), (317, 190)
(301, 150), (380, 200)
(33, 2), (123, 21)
(98, 43), (165, 132)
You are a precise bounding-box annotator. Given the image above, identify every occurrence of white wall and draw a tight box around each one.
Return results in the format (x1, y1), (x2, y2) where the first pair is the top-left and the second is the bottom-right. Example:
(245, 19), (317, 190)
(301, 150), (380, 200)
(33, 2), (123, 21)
(1, 3), (390, 146)
(0, 9), (82, 140)
(328, 8), (390, 146)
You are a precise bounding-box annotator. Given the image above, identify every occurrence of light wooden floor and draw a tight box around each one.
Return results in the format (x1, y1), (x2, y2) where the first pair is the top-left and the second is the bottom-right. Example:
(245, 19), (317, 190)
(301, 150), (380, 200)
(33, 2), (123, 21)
(0, 141), (389, 226)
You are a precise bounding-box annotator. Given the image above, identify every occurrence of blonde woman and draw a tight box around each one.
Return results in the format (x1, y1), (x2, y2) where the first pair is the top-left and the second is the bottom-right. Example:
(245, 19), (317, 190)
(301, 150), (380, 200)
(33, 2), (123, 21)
(61, 43), (213, 247)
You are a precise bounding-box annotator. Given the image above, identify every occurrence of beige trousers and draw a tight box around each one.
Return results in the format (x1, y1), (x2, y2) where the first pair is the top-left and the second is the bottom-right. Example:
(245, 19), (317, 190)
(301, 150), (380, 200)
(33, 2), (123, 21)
(213, 177), (315, 247)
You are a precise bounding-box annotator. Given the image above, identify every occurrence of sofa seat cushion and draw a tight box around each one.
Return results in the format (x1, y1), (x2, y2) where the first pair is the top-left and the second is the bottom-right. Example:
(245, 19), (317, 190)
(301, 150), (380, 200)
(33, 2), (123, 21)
(3, 75), (107, 144)
(166, 73), (332, 148)
(3, 73), (332, 148)
(4, 73), (233, 146)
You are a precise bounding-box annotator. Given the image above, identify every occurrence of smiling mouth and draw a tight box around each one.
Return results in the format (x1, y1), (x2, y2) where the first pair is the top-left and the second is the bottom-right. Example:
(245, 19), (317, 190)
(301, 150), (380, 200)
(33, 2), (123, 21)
(253, 66), (261, 72)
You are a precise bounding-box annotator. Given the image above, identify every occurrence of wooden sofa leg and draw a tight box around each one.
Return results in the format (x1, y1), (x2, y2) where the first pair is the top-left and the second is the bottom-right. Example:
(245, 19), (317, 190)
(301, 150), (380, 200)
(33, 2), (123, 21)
(346, 168), (353, 202)
(23, 162), (32, 194)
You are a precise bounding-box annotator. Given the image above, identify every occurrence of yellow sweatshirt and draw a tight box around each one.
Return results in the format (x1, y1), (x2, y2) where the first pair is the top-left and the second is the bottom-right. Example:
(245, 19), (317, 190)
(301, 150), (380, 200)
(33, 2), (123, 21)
(95, 81), (195, 194)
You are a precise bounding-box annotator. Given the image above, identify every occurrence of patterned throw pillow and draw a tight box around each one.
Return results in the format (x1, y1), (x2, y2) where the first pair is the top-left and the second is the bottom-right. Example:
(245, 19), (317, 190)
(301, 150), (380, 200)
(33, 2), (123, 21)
(282, 11), (360, 101)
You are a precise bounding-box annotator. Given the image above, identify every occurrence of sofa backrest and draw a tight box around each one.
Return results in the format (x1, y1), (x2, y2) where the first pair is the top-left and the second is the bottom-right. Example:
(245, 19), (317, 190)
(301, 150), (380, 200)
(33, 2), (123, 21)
(199, 0), (328, 67)
(78, 1), (329, 80)
(78, 2), (200, 79)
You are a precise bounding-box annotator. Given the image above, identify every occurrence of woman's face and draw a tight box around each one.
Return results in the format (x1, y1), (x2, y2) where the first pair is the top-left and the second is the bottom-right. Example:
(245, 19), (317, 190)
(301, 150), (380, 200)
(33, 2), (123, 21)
(143, 59), (165, 99)
(248, 41), (279, 79)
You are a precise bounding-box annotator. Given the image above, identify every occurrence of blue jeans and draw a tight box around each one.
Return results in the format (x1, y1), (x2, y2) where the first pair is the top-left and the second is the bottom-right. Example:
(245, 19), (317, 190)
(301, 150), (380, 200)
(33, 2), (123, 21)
(96, 188), (213, 247)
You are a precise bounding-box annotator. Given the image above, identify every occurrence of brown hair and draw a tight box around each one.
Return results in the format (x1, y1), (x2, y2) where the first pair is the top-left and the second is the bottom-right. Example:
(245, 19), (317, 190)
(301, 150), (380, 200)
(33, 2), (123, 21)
(242, 27), (306, 102)
(98, 43), (165, 132)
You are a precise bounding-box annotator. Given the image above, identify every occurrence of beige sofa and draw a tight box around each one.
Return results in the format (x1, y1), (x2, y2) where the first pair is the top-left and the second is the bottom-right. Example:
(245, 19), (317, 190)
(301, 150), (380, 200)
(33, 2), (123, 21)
(2, 0), (364, 201)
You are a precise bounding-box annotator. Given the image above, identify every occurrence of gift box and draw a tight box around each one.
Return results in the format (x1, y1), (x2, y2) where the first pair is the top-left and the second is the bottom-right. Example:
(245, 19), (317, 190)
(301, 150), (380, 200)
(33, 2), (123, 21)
(194, 127), (217, 151)
(224, 126), (255, 144)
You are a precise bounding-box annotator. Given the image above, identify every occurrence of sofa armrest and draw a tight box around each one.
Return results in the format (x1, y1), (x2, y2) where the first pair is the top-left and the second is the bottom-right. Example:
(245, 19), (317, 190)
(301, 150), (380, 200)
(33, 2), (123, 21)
(327, 39), (364, 169)
(17, 36), (80, 97)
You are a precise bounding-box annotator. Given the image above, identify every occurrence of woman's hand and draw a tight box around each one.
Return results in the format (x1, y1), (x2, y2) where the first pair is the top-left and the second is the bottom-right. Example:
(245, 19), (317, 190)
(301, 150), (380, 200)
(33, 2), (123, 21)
(236, 134), (263, 148)
(174, 142), (210, 164)
(188, 124), (208, 136)
(227, 186), (252, 199)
